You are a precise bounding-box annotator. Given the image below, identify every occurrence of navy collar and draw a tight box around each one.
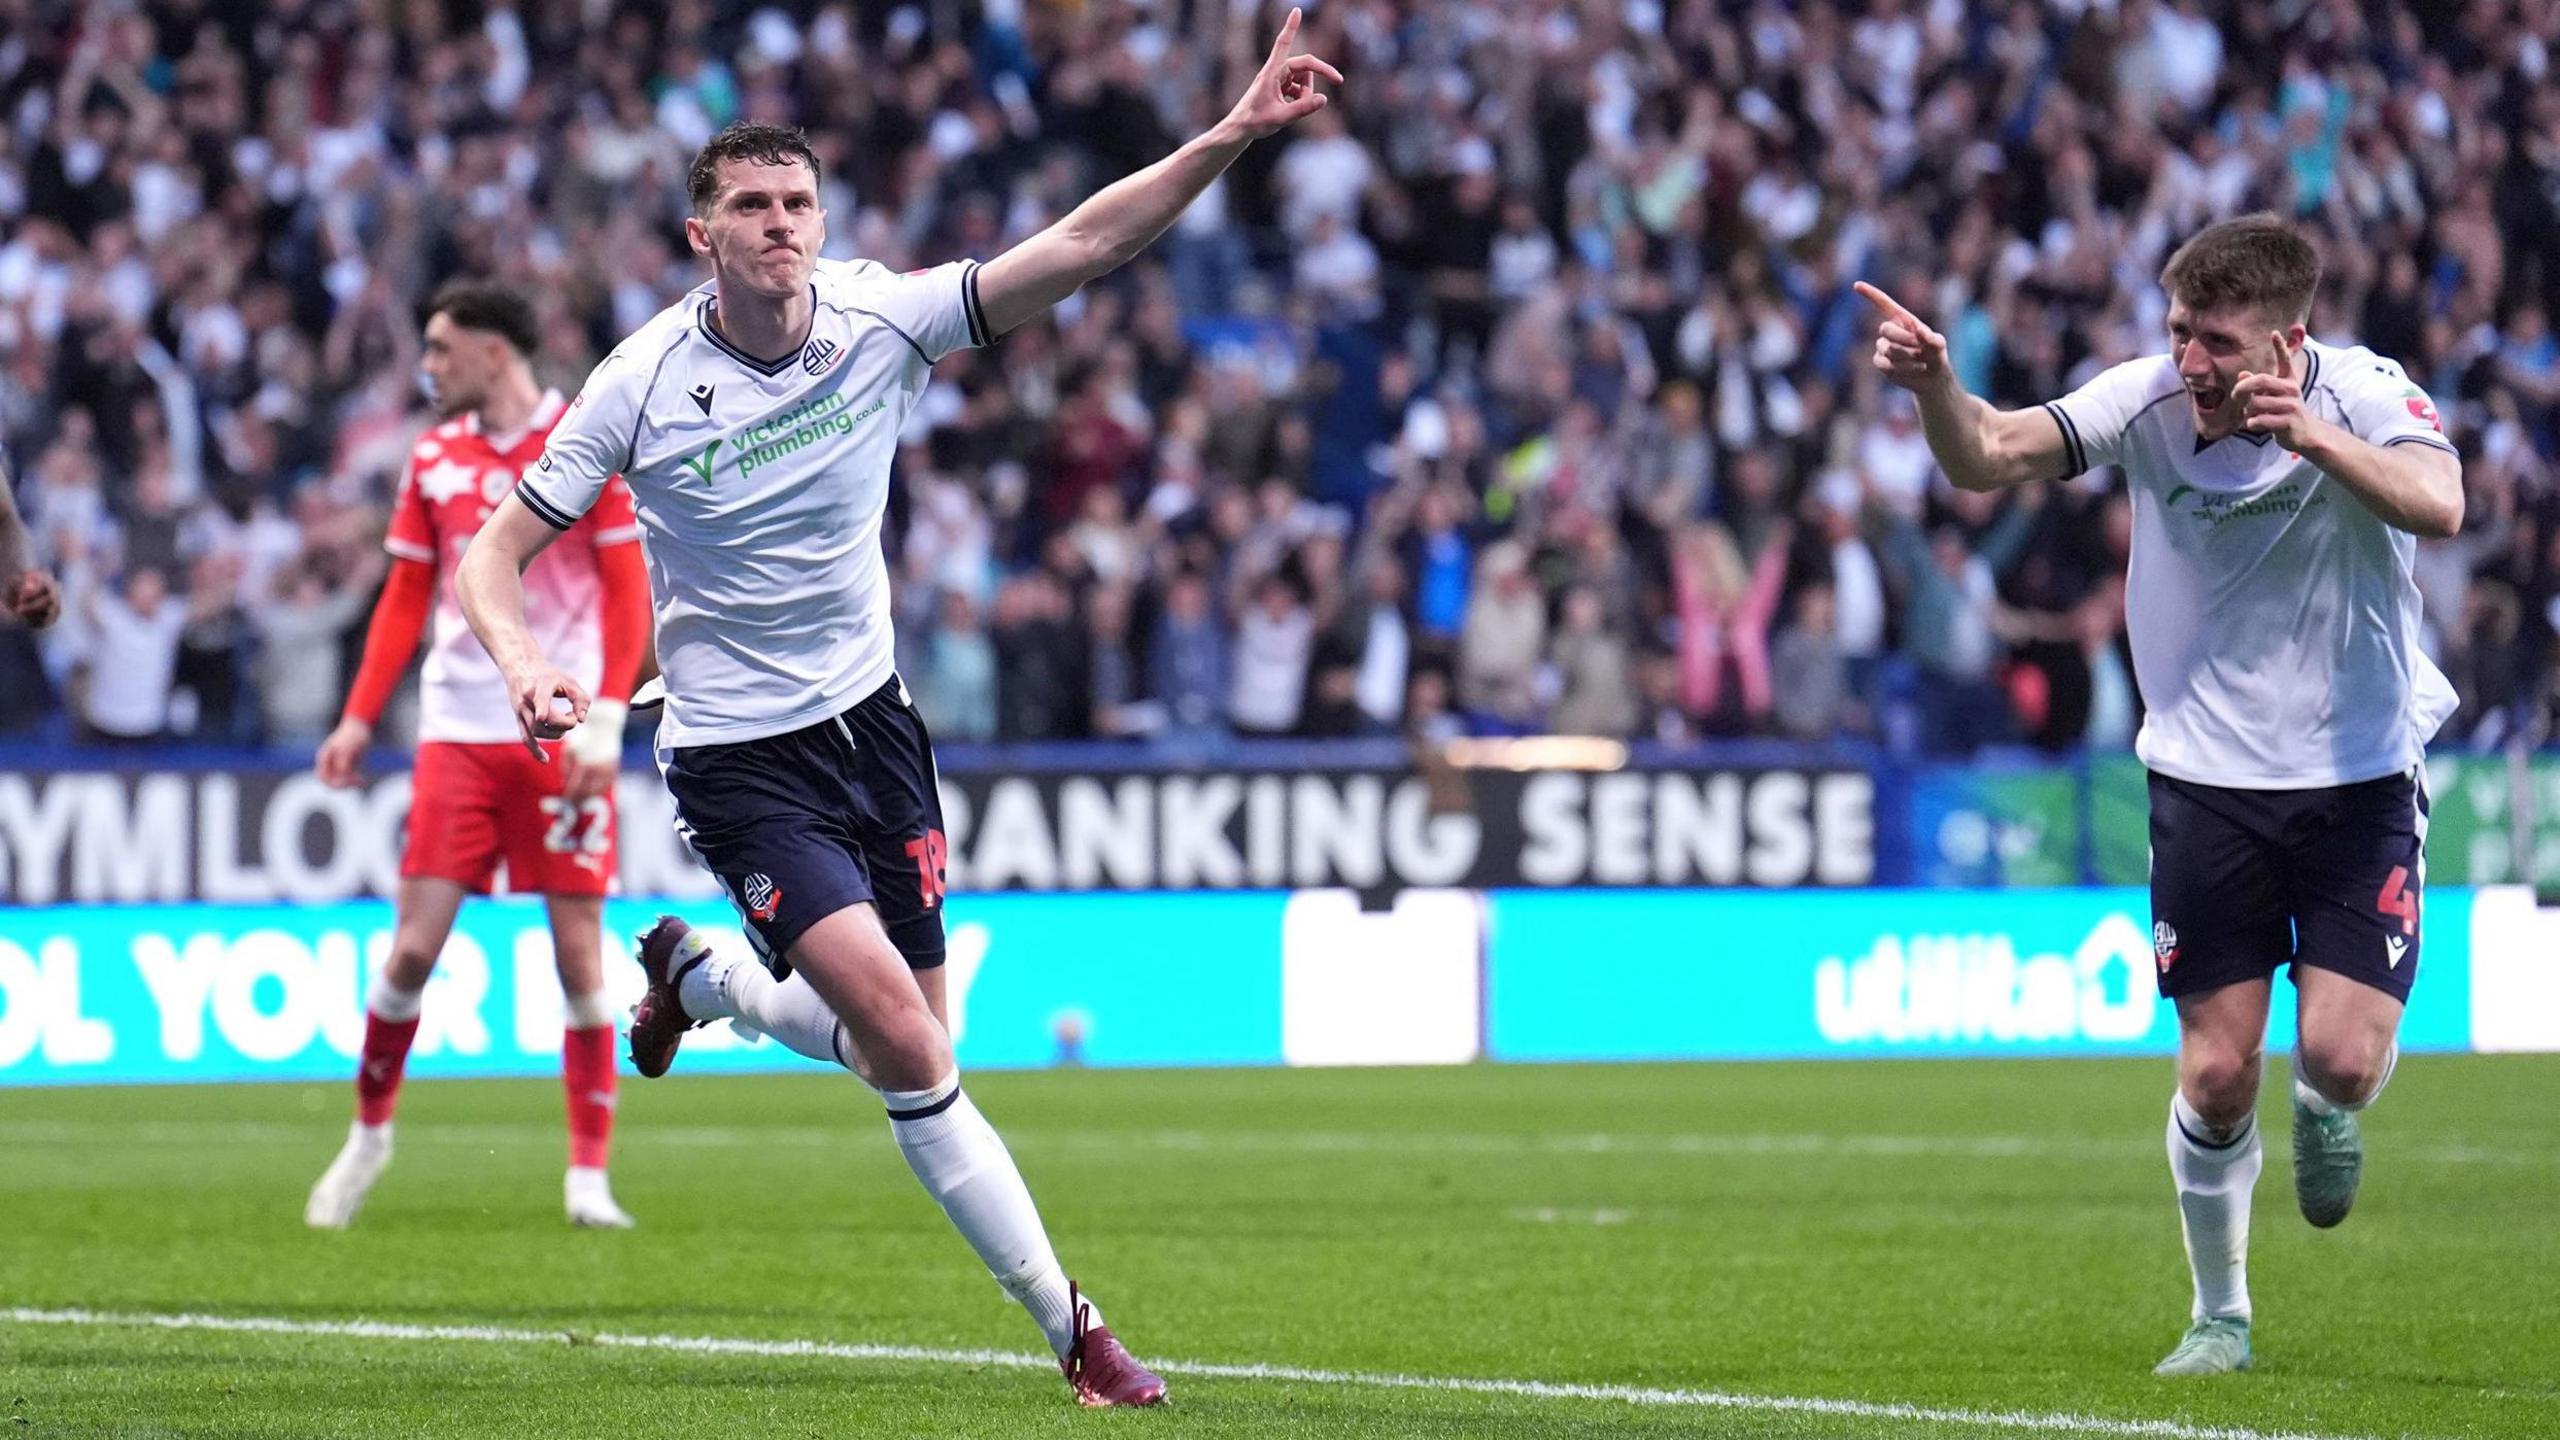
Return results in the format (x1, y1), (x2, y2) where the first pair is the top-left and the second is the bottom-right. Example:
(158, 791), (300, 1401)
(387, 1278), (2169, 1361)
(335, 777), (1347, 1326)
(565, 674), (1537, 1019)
(697, 288), (818, 376)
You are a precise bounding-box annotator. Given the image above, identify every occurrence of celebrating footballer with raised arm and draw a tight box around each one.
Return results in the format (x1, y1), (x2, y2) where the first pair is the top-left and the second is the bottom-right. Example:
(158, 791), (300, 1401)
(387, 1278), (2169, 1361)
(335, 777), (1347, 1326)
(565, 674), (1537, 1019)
(1862, 214), (2463, 1378)
(304, 281), (653, 1233)
(454, 8), (1341, 1409)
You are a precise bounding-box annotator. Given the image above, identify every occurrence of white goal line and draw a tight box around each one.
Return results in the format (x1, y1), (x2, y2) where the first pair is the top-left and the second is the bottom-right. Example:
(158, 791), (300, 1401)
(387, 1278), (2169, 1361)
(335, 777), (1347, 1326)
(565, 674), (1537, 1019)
(0, 1305), (2385, 1440)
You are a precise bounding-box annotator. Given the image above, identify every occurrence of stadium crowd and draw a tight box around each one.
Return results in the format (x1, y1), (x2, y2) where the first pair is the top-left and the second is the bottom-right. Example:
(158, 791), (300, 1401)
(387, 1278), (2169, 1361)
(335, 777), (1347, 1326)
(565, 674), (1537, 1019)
(2, 0), (2558, 757)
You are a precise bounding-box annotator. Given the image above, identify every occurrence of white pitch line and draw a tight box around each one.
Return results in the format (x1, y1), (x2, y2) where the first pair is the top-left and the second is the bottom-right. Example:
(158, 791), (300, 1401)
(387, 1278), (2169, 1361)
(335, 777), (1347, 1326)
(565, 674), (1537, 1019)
(1, 1120), (2550, 1169)
(0, 1305), (2388, 1440)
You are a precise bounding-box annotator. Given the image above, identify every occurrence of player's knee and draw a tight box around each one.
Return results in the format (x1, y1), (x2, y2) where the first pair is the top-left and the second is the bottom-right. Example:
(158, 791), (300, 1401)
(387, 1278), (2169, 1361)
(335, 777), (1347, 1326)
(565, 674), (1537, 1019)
(867, 1013), (953, 1095)
(384, 944), (440, 990)
(2297, 1037), (2384, 1105)
(2181, 1047), (2260, 1121)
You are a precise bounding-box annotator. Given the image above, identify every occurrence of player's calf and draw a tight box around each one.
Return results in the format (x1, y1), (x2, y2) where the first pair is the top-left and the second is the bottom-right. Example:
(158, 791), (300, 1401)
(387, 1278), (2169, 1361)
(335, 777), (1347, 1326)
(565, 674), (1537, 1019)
(307, 969), (427, 1228)
(560, 986), (630, 1226)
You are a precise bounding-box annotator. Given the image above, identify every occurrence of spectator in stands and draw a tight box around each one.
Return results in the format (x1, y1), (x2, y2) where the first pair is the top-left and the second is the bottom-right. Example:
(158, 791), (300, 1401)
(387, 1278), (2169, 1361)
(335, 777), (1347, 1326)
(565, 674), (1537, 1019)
(1772, 582), (1853, 743)
(76, 565), (189, 744)
(1229, 570), (1313, 738)
(1875, 489), (2038, 759)
(1152, 569), (1227, 746)
(248, 553), (379, 745)
(1457, 541), (1545, 733)
(1084, 579), (1158, 740)
(1335, 553), (1411, 735)
(1807, 474), (1889, 722)
(1399, 484), (1475, 642)
(992, 571), (1082, 742)
(916, 589), (998, 745)
(172, 551), (248, 742)
(1549, 584), (1636, 738)
(1672, 514), (1789, 735)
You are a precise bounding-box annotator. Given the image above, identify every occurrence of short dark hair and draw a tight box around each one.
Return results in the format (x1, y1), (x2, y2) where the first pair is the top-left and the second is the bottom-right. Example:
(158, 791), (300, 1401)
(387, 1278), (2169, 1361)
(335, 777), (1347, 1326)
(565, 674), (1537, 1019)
(688, 122), (822, 215)
(2159, 214), (2321, 326)
(422, 280), (539, 357)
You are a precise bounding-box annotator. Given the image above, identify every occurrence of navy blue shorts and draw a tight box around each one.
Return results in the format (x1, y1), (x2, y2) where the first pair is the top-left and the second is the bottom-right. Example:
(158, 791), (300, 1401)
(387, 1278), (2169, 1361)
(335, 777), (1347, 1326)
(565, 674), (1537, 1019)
(664, 676), (949, 975)
(2147, 768), (2427, 1005)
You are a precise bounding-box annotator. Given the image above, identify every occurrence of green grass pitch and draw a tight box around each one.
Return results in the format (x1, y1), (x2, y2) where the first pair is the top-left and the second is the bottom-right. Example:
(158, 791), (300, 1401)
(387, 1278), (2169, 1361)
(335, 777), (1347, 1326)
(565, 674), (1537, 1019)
(4, 1056), (2554, 1438)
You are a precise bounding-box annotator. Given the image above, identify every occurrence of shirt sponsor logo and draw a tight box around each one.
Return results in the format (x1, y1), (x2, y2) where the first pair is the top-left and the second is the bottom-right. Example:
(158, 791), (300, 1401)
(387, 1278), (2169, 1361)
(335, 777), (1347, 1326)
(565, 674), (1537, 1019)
(668, 391), (886, 485)
(679, 438), (723, 485)
(2162, 481), (2328, 528)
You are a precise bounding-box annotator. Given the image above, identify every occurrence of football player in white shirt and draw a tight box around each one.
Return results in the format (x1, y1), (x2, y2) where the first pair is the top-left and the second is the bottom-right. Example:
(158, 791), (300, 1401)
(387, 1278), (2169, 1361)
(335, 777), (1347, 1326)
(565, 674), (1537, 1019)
(1862, 214), (2463, 1379)
(455, 11), (1342, 1409)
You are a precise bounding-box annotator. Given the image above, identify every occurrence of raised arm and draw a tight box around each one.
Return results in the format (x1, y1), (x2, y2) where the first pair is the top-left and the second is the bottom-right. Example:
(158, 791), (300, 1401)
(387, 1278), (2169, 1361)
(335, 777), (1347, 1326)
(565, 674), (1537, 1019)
(975, 8), (1341, 338)
(1858, 282), (2070, 492)
(457, 493), (589, 757)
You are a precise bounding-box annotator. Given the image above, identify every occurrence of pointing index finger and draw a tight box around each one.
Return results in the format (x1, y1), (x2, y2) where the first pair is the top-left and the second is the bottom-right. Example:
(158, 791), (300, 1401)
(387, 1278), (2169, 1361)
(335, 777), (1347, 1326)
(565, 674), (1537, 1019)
(1853, 281), (1918, 327)
(1855, 281), (1939, 344)
(1272, 6), (1302, 62)
(2267, 332), (2294, 382)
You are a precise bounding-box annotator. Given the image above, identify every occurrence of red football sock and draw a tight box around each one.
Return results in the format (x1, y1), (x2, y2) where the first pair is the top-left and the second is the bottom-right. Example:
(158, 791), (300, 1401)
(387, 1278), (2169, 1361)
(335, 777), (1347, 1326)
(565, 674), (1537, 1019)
(563, 1025), (617, 1170)
(356, 1013), (421, 1127)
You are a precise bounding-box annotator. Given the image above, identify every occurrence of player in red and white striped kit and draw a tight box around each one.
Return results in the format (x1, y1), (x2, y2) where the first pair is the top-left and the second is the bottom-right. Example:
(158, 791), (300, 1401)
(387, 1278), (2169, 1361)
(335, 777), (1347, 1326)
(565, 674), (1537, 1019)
(305, 281), (651, 1230)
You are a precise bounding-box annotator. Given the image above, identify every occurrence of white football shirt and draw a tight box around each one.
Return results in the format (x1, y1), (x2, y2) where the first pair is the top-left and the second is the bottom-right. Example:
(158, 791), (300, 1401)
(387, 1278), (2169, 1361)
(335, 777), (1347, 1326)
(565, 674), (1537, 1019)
(2046, 339), (2459, 789)
(519, 257), (988, 747)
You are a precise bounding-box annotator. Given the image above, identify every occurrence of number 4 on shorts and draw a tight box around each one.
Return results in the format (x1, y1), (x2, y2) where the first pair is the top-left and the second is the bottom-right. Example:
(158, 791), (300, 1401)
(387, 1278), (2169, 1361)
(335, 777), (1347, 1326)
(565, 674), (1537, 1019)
(2374, 864), (2418, 937)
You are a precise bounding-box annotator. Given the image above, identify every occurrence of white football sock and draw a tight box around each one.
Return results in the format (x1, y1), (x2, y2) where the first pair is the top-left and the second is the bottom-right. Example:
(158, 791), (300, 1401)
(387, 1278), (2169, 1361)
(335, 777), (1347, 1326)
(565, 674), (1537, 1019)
(2294, 1042), (2395, 1114)
(367, 970), (426, 1022)
(673, 943), (741, 1022)
(883, 1076), (1089, 1356)
(685, 956), (856, 1071)
(562, 989), (616, 1030)
(2167, 1091), (2261, 1322)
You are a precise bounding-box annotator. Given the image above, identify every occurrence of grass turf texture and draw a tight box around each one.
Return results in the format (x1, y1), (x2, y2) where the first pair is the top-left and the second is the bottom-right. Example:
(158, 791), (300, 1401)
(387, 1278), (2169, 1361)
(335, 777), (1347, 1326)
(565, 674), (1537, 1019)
(3, 1057), (2554, 1438)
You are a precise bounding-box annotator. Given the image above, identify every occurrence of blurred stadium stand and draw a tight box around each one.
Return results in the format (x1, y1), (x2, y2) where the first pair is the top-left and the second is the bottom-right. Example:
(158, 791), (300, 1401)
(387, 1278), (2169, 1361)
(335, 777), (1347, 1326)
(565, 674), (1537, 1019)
(0, 0), (2554, 780)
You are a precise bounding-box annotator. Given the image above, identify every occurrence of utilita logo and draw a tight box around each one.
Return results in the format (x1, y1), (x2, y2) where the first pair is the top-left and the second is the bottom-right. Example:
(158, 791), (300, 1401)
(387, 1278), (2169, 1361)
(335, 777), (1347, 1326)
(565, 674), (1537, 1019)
(1814, 915), (2159, 1047)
